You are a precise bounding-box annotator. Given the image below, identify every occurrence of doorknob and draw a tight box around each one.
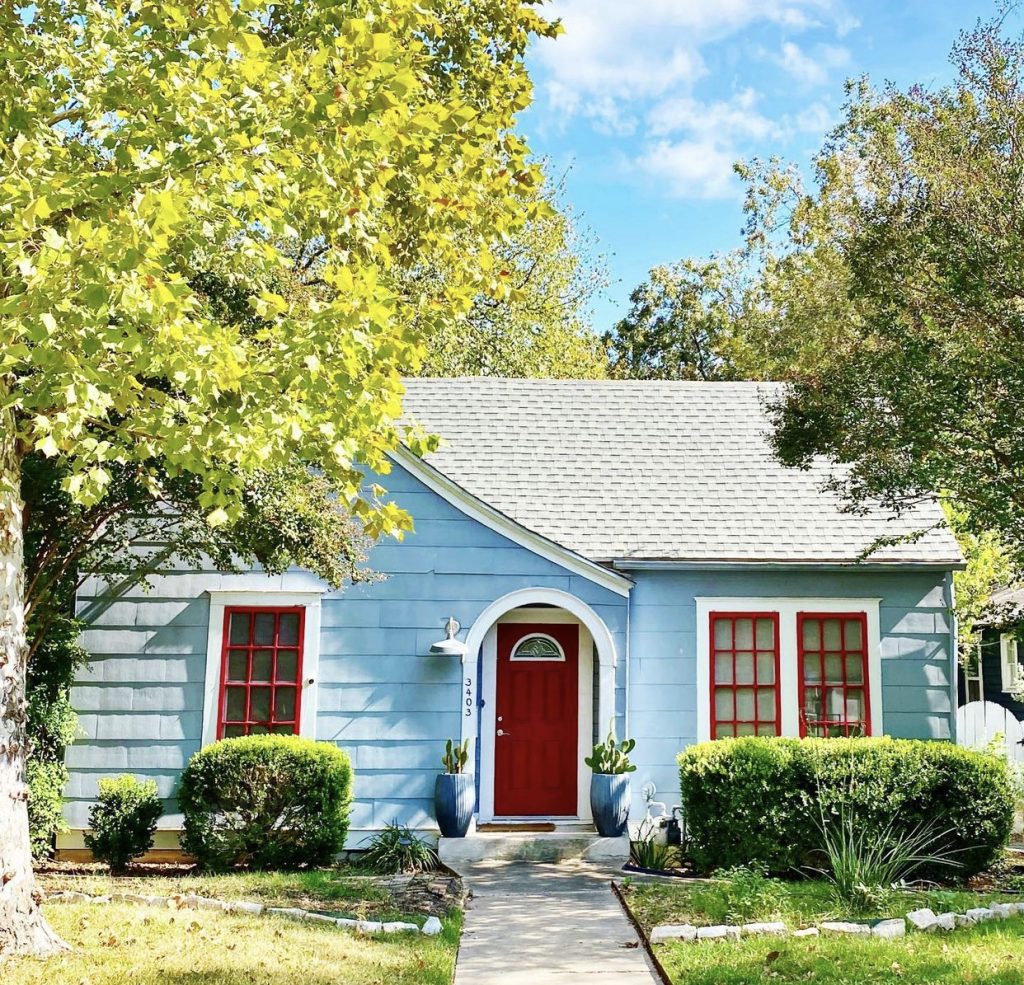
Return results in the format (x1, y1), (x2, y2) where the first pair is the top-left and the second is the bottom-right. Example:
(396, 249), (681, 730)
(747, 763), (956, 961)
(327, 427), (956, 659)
(497, 728), (510, 737)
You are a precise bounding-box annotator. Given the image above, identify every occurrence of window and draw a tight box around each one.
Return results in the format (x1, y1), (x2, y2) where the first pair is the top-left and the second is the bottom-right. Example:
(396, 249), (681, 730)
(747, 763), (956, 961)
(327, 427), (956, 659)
(219, 607), (304, 738)
(510, 634), (565, 661)
(710, 613), (780, 738)
(963, 641), (984, 704)
(798, 613), (870, 737)
(1000, 633), (1023, 693)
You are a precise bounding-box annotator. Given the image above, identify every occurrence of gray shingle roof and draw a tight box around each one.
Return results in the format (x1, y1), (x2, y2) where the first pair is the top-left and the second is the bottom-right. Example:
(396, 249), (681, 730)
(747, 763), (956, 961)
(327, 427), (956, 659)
(400, 378), (962, 566)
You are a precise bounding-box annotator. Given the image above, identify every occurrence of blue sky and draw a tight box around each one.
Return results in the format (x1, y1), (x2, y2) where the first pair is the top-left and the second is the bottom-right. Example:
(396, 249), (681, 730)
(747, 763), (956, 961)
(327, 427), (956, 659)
(522, 1), (1020, 331)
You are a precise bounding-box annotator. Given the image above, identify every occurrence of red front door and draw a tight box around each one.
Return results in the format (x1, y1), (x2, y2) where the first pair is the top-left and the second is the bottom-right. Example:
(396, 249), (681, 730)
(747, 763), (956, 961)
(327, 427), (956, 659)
(494, 623), (579, 817)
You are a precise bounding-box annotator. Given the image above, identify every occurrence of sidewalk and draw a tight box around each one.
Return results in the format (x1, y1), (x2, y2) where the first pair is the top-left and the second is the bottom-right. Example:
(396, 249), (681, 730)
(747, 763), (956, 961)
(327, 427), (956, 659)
(452, 861), (660, 985)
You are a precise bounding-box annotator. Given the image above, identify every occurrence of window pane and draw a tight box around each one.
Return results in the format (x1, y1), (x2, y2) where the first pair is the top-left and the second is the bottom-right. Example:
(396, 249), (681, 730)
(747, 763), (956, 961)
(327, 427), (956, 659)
(254, 612), (275, 645)
(714, 652), (733, 684)
(844, 618), (863, 650)
(249, 724), (269, 735)
(755, 618), (774, 649)
(229, 612), (251, 645)
(803, 654), (821, 683)
(274, 687), (296, 722)
(223, 724), (245, 738)
(804, 689), (822, 720)
(735, 688), (755, 720)
(279, 612), (300, 646)
(756, 651), (775, 684)
(714, 619), (732, 649)
(225, 687), (246, 722)
(715, 723), (734, 739)
(735, 619), (754, 650)
(824, 654), (843, 683)
(845, 654), (864, 684)
(757, 724), (778, 736)
(846, 689), (865, 722)
(249, 688), (271, 722)
(757, 687), (776, 722)
(715, 688), (734, 721)
(227, 650), (248, 681)
(823, 619), (842, 650)
(276, 650), (299, 683)
(826, 688), (845, 720)
(735, 722), (756, 736)
(271, 724), (295, 735)
(735, 652), (755, 685)
(802, 619), (821, 651)
(251, 649), (273, 682)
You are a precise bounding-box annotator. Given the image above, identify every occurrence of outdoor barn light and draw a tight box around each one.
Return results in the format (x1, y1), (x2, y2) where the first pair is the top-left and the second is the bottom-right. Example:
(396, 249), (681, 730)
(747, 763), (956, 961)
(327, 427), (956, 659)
(430, 616), (467, 657)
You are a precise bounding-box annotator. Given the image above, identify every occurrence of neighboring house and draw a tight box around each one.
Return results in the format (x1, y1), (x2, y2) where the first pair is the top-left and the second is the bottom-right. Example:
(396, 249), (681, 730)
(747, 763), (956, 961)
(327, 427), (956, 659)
(61, 380), (964, 856)
(958, 585), (1024, 727)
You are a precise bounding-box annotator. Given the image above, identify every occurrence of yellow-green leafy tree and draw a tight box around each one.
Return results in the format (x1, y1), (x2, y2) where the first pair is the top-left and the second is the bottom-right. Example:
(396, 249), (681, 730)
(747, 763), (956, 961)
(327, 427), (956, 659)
(0, 0), (555, 955)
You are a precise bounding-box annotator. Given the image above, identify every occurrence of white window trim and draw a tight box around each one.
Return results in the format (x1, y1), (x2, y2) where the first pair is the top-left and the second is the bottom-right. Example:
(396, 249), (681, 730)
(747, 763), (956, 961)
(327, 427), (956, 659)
(695, 597), (882, 742)
(201, 590), (324, 747)
(1000, 633), (1021, 693)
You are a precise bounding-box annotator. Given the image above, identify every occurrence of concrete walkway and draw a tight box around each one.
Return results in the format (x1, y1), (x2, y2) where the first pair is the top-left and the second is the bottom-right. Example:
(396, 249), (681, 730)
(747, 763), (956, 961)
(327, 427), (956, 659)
(452, 861), (660, 985)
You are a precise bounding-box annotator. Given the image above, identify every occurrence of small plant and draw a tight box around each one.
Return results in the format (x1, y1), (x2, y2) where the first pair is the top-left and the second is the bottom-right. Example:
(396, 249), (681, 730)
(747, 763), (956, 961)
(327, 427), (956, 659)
(813, 806), (963, 915)
(84, 775), (163, 874)
(585, 727), (636, 775)
(361, 822), (439, 874)
(442, 737), (469, 774)
(691, 863), (788, 924)
(630, 817), (673, 870)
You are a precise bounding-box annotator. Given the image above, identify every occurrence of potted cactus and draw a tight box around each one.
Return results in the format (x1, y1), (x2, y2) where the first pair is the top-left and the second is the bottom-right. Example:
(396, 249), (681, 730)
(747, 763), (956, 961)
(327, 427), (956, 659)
(585, 729), (636, 837)
(434, 738), (475, 838)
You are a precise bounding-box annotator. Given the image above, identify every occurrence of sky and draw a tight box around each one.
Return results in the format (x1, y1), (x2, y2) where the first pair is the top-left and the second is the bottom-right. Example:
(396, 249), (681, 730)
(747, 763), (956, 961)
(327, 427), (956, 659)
(521, 0), (1023, 331)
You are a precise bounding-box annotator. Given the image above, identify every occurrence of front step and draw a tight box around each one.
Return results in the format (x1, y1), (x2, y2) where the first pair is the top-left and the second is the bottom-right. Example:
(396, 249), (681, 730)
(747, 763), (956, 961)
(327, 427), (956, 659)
(438, 830), (629, 867)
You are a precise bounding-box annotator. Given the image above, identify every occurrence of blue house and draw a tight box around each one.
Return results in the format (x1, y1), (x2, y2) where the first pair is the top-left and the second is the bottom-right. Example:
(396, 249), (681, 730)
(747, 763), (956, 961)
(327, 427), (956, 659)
(62, 379), (963, 855)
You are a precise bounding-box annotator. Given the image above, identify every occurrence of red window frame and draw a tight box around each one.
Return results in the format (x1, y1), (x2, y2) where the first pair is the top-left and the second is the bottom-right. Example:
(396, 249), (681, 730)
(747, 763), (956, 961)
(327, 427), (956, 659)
(797, 612), (871, 738)
(709, 611), (781, 739)
(218, 606), (305, 739)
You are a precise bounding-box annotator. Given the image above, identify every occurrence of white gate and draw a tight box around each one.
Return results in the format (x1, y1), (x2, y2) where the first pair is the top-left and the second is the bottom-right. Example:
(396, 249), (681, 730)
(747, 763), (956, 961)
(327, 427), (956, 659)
(957, 700), (1024, 767)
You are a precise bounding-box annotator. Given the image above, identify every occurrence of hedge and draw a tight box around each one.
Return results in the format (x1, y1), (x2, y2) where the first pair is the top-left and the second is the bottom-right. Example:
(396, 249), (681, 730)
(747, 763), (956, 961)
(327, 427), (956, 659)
(180, 735), (352, 870)
(678, 737), (1015, 877)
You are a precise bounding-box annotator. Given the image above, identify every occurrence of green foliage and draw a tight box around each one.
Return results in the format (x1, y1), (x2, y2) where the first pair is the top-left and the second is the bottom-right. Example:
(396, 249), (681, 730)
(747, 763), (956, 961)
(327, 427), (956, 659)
(84, 775), (163, 874)
(585, 729), (637, 775)
(693, 864), (789, 925)
(26, 760), (70, 858)
(179, 736), (352, 871)
(360, 822), (439, 875)
(678, 737), (1015, 877)
(815, 808), (962, 915)
(629, 814), (674, 870)
(441, 738), (469, 775)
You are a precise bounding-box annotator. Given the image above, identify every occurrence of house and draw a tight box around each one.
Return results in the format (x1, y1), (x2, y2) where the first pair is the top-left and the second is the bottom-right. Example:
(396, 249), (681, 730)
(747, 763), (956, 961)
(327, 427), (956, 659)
(61, 379), (964, 856)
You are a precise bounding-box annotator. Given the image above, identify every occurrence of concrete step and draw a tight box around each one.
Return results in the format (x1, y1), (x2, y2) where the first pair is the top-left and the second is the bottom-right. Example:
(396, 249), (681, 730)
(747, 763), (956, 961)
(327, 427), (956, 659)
(438, 830), (629, 867)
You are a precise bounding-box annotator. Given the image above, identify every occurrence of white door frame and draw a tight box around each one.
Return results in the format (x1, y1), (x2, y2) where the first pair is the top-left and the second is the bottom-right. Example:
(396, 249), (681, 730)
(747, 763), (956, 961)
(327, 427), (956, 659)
(460, 588), (617, 823)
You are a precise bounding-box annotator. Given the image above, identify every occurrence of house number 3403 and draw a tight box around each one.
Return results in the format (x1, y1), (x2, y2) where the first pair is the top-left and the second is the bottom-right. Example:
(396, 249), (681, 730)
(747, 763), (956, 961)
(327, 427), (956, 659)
(465, 677), (473, 716)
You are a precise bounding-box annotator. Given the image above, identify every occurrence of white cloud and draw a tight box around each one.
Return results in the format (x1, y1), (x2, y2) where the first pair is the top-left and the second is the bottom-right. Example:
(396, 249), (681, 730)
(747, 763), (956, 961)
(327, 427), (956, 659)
(775, 41), (850, 86)
(637, 139), (739, 199)
(648, 88), (778, 141)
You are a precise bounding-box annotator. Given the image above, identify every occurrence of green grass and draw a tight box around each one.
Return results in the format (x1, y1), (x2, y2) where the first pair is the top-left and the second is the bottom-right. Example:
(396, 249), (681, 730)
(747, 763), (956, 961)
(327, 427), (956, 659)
(653, 923), (1024, 985)
(37, 869), (398, 920)
(623, 878), (1022, 931)
(5, 903), (460, 985)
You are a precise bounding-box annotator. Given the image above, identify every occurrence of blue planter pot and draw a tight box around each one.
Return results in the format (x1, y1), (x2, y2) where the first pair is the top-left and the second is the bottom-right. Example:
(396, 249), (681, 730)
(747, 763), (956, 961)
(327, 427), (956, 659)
(435, 773), (475, 838)
(590, 773), (630, 837)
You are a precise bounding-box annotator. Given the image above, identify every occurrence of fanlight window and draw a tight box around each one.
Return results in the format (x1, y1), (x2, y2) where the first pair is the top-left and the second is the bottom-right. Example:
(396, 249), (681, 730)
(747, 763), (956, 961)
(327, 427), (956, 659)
(510, 634), (565, 661)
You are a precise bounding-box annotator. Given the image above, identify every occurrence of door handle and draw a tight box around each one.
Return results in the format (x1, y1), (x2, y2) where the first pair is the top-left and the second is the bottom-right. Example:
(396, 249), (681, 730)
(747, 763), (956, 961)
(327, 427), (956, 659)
(497, 728), (510, 736)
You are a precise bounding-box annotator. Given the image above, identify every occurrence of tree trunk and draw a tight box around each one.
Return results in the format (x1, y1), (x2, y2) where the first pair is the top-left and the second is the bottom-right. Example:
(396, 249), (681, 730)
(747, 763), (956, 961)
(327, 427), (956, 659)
(0, 409), (66, 957)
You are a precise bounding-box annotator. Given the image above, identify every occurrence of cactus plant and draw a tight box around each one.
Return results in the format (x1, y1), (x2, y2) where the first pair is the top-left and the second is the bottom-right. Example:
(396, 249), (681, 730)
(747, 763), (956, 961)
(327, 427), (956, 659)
(585, 728), (637, 775)
(442, 737), (470, 774)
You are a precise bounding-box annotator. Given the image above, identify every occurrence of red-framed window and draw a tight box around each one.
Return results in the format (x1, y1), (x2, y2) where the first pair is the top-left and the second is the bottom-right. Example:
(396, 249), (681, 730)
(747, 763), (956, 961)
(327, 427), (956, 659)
(710, 612), (781, 738)
(798, 613), (871, 738)
(218, 607), (304, 738)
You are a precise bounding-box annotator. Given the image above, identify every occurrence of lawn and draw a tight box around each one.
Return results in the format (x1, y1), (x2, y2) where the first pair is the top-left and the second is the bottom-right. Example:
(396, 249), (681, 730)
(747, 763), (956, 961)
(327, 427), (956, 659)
(4, 902), (461, 985)
(621, 875), (1024, 985)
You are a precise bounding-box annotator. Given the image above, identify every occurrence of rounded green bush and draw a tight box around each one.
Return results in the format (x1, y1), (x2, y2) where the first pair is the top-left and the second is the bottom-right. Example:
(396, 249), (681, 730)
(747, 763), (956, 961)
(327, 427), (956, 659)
(179, 735), (352, 870)
(678, 737), (1015, 878)
(85, 774), (163, 873)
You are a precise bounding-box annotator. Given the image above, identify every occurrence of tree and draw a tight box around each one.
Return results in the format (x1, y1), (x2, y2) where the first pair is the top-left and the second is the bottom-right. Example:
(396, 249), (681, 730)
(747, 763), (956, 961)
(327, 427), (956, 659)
(741, 16), (1024, 572)
(0, 0), (554, 955)
(417, 172), (608, 378)
(605, 257), (753, 380)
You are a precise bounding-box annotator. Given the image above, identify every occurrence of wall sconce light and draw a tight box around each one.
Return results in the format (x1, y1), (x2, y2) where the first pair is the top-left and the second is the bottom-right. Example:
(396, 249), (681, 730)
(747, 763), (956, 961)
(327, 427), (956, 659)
(430, 616), (467, 657)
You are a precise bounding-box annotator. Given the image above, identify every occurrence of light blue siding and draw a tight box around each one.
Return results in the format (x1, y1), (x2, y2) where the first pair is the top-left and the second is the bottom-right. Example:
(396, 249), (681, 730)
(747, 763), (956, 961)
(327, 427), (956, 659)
(67, 457), (954, 848)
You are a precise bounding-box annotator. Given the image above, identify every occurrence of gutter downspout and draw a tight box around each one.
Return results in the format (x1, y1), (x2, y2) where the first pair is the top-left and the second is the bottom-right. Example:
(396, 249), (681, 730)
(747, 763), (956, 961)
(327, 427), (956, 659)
(624, 588), (631, 740)
(947, 570), (959, 745)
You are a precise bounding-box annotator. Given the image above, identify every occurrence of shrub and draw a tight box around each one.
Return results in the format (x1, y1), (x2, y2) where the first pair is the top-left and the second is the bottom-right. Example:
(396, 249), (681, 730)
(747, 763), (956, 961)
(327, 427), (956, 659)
(27, 760), (70, 858)
(84, 775), (163, 873)
(678, 737), (1015, 878)
(360, 822), (439, 874)
(691, 863), (789, 924)
(180, 735), (352, 871)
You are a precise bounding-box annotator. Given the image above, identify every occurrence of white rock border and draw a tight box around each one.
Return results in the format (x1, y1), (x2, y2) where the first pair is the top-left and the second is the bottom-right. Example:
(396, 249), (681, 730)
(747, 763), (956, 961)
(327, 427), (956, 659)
(43, 890), (441, 935)
(648, 901), (1024, 945)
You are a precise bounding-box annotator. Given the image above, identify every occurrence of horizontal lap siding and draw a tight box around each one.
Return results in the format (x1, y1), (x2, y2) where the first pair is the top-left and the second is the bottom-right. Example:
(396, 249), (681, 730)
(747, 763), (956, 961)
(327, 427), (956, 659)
(67, 460), (628, 845)
(624, 569), (954, 815)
